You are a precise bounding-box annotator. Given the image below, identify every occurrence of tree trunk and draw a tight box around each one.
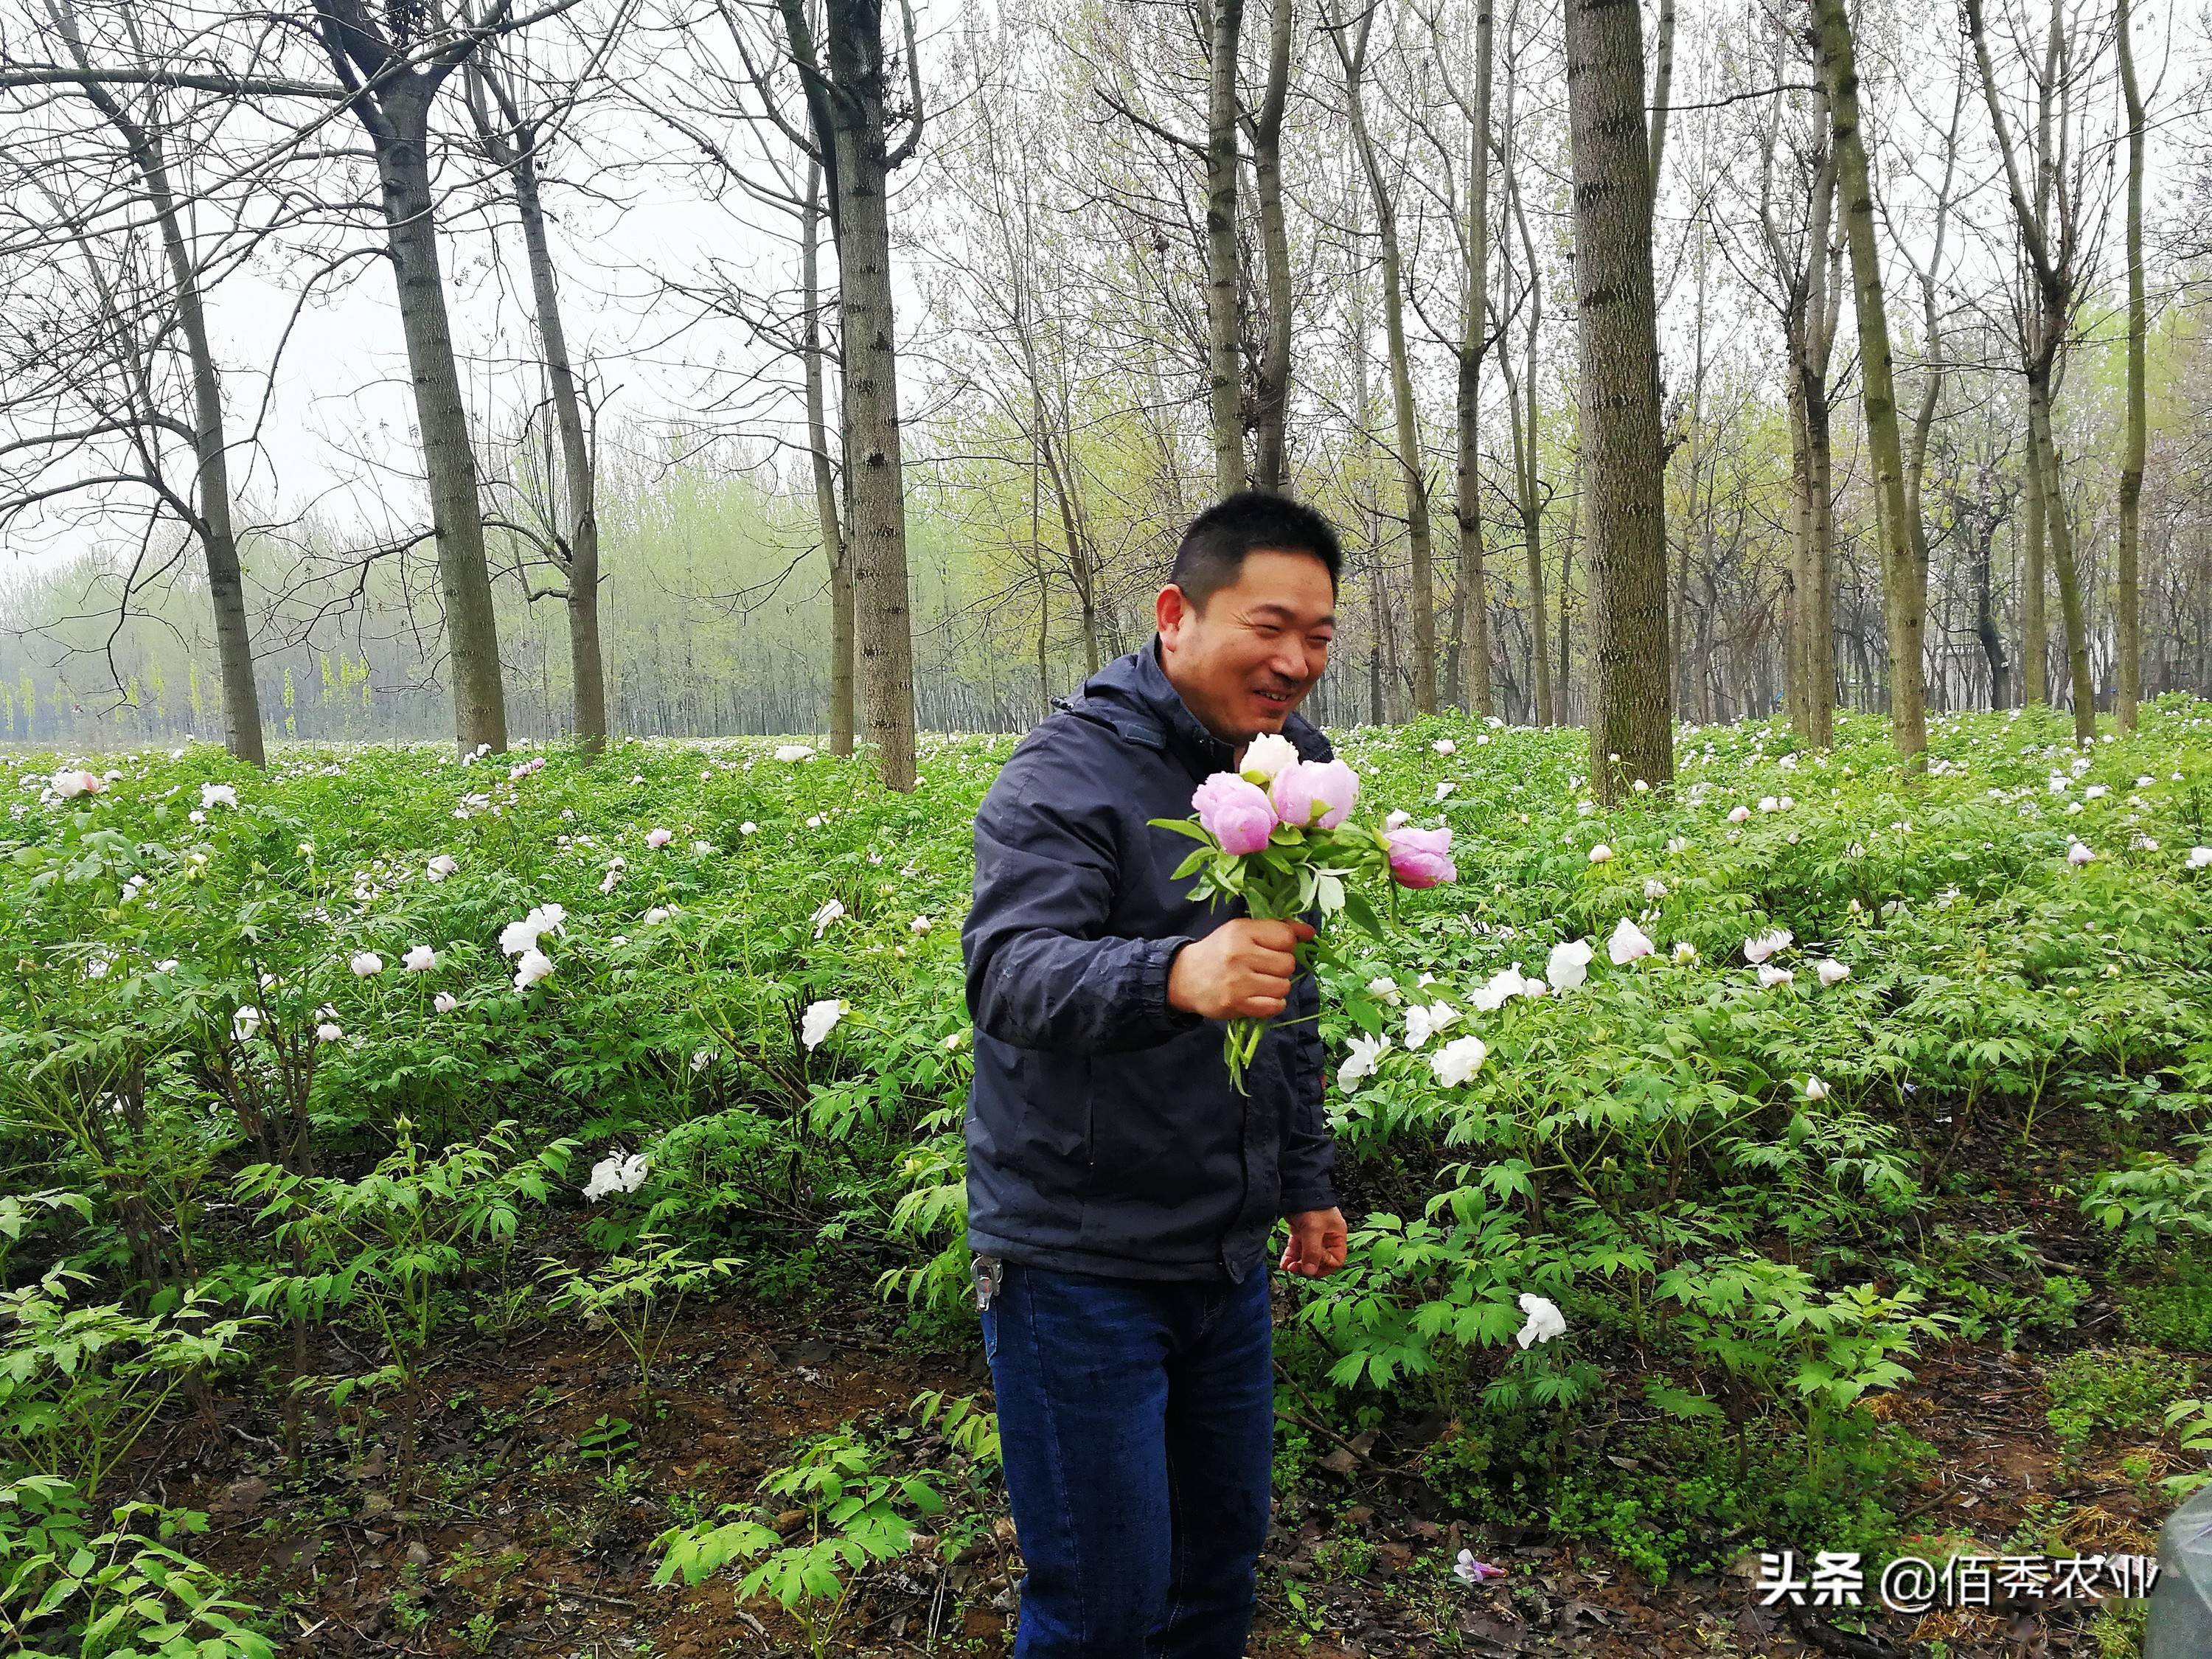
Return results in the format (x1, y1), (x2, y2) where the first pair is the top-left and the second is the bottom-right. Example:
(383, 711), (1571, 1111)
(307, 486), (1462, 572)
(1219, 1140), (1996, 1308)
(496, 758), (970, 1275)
(824, 0), (919, 788)
(1453, 0), (1495, 716)
(502, 127), (607, 756)
(1972, 471), (2012, 708)
(1563, 0), (1671, 799)
(1333, 8), (1436, 714)
(1249, 0), (1295, 493)
(2116, 0), (2146, 730)
(68, 48), (266, 766)
(1204, 0), (1248, 495)
(2028, 385), (2097, 735)
(1814, 0), (1924, 761)
(2021, 414), (2048, 703)
(374, 91), (508, 757)
(1647, 0), (1676, 187)
(802, 164), (855, 756)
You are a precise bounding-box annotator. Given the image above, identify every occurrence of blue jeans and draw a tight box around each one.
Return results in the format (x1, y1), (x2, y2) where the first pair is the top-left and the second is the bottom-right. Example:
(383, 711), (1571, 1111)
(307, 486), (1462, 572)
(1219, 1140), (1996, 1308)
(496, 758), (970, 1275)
(981, 1259), (1276, 1658)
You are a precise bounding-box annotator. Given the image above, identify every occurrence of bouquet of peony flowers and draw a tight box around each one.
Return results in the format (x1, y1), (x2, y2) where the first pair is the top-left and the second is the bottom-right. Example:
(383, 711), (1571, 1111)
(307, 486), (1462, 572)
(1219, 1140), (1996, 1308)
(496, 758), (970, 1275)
(1150, 732), (1458, 1092)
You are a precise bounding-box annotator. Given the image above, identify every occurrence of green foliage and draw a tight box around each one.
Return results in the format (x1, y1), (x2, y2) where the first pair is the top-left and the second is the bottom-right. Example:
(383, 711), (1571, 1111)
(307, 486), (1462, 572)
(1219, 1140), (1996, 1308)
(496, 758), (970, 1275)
(538, 1234), (741, 1404)
(0, 1477), (273, 1659)
(0, 1275), (257, 1501)
(2045, 1346), (2197, 1454)
(651, 1422), (944, 1659)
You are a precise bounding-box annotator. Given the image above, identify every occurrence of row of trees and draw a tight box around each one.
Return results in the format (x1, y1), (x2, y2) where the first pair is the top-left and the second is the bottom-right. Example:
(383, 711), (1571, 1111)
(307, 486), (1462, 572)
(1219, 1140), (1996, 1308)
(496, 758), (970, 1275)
(1, 0), (2205, 799)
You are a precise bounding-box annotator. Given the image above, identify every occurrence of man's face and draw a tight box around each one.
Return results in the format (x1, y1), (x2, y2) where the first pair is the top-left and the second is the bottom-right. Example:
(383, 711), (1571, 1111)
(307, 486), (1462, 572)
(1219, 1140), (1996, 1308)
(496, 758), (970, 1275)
(1156, 549), (1335, 743)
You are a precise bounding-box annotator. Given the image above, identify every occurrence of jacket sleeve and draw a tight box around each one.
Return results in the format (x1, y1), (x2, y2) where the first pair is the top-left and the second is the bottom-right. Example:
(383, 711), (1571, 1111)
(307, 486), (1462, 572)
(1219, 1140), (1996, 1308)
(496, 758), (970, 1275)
(963, 757), (1211, 1055)
(1277, 967), (1339, 1214)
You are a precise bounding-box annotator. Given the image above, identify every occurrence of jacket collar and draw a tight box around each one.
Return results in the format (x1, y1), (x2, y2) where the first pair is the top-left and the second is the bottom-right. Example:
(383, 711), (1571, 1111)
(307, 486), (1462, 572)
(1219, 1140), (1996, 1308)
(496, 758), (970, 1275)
(1062, 636), (1330, 779)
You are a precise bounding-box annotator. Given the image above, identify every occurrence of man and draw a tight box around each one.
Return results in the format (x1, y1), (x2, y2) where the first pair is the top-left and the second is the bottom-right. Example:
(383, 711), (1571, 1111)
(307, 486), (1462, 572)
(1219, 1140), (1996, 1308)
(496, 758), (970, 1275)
(961, 490), (1352, 1658)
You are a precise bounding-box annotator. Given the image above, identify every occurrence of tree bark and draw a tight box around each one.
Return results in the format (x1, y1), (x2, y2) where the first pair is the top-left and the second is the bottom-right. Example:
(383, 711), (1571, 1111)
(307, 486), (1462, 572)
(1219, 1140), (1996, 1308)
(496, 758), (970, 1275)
(1562, 0), (1671, 798)
(801, 163), (855, 756)
(1453, 0), (1495, 716)
(1248, 0), (1295, 493)
(2116, 0), (2146, 729)
(1814, 0), (1924, 760)
(373, 92), (509, 757)
(799, 0), (920, 788)
(1203, 0), (1248, 495)
(2021, 413), (2048, 703)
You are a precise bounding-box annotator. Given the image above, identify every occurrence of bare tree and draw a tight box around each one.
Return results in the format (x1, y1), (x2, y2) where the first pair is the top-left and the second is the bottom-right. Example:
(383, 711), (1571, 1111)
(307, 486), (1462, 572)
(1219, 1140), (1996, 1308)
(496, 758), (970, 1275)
(1326, 0), (1437, 714)
(1814, 0), (1927, 759)
(1964, 0), (2098, 741)
(464, 24), (627, 756)
(1, 0), (269, 762)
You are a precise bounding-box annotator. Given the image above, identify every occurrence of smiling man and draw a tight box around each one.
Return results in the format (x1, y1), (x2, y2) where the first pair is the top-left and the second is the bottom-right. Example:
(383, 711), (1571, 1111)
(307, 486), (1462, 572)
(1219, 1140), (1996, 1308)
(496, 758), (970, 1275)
(961, 491), (1351, 1658)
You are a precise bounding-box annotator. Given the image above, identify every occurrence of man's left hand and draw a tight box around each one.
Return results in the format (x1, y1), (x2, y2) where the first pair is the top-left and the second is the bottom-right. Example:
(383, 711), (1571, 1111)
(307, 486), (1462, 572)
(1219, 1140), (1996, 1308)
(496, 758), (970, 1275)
(1279, 1207), (1347, 1278)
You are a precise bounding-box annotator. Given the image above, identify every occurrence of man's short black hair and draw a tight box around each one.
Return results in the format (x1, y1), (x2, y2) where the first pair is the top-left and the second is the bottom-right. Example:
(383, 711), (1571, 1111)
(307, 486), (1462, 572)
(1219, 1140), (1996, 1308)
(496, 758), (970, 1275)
(1169, 490), (1343, 613)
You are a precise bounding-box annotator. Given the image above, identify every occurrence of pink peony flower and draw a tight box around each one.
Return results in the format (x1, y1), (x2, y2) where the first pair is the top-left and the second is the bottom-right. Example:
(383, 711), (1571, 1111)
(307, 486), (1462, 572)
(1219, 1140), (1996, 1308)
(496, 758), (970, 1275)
(1269, 758), (1360, 830)
(1386, 825), (1457, 888)
(1192, 773), (1278, 855)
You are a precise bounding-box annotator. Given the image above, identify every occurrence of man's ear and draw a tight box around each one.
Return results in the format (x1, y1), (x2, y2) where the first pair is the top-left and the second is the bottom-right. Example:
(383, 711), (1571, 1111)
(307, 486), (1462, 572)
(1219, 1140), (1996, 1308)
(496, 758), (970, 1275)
(1156, 584), (1189, 647)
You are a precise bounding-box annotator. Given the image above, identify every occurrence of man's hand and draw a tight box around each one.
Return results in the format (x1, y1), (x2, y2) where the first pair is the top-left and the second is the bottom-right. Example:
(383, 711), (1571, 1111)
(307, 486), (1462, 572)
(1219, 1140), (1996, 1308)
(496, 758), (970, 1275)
(1168, 917), (1317, 1021)
(1279, 1207), (1347, 1278)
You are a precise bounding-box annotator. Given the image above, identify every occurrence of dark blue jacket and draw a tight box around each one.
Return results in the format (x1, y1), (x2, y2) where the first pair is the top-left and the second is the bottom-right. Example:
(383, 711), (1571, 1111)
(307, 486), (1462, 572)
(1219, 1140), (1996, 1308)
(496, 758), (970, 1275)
(961, 636), (1338, 1283)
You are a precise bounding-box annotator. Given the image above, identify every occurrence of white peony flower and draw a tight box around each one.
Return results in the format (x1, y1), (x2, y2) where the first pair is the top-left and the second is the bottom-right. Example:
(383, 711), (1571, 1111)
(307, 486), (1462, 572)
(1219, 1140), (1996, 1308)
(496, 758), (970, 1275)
(1813, 958), (1850, 987)
(774, 744), (816, 762)
(512, 948), (555, 990)
(403, 945), (437, 973)
(1435, 781), (1457, 803)
(1743, 928), (1792, 964)
(1365, 975), (1402, 1005)
(316, 1021), (344, 1042)
(433, 992), (459, 1014)
(1239, 731), (1300, 783)
(350, 951), (384, 977)
(1756, 963), (1795, 989)
(1385, 809), (1411, 830)
(1433, 738), (1456, 756)
(1545, 939), (1595, 992)
(582, 1150), (652, 1202)
(1514, 1293), (1567, 1349)
(1664, 837), (1689, 855)
(1402, 1001), (1460, 1050)
(646, 827), (673, 849)
(1728, 804), (1750, 823)
(200, 782), (237, 810)
(644, 906), (672, 925)
(499, 903), (567, 957)
(2067, 841), (2095, 866)
(1588, 843), (1613, 864)
(1803, 1076), (1829, 1101)
(1338, 1032), (1393, 1091)
(1430, 1034), (1487, 1088)
(232, 1005), (264, 1042)
(1672, 942), (1699, 964)
(740, 821), (759, 835)
(1644, 877), (1668, 900)
(426, 855), (458, 882)
(2187, 847), (2212, 870)
(810, 898), (846, 939)
(801, 998), (846, 1050)
(1607, 918), (1655, 964)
